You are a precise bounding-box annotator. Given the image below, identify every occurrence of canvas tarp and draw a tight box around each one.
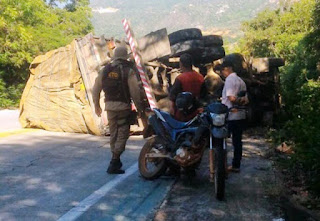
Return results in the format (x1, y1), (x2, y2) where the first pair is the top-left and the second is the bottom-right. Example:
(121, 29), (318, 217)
(19, 39), (102, 135)
(19, 30), (169, 135)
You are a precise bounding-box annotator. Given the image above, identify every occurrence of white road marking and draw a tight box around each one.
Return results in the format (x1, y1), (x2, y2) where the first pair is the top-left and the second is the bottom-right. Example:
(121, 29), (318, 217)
(102, 144), (143, 150)
(57, 162), (138, 221)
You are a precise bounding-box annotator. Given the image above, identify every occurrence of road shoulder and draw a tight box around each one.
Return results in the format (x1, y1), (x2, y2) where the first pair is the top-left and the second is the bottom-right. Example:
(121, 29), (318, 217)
(153, 133), (284, 221)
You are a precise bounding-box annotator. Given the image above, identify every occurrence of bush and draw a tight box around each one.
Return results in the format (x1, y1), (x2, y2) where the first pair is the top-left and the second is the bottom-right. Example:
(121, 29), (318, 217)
(239, 0), (320, 194)
(0, 0), (93, 108)
(283, 81), (320, 193)
(0, 78), (23, 108)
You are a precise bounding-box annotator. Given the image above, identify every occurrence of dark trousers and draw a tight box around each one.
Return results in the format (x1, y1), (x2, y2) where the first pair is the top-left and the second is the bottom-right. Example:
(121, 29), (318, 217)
(228, 120), (245, 168)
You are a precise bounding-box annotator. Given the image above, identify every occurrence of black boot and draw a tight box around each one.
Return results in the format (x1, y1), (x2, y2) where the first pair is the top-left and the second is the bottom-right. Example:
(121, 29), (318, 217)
(107, 159), (125, 174)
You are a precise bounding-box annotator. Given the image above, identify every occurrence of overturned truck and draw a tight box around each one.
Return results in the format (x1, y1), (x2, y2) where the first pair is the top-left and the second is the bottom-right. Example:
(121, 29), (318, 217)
(142, 28), (284, 126)
(19, 28), (283, 135)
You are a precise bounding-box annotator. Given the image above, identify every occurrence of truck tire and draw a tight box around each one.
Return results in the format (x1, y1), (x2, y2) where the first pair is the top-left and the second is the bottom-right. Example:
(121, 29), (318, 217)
(170, 40), (204, 57)
(223, 53), (247, 74)
(168, 28), (202, 45)
(268, 58), (285, 67)
(193, 46), (225, 64)
(202, 35), (223, 47)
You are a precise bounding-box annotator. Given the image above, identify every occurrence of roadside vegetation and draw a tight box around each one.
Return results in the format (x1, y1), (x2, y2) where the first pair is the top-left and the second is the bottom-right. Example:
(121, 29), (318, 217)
(1, 0), (319, 200)
(0, 0), (93, 108)
(238, 0), (320, 198)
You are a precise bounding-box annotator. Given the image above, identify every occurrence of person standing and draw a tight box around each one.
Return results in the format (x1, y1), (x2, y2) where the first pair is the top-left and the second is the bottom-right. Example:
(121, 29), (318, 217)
(93, 46), (142, 174)
(169, 53), (207, 122)
(220, 60), (249, 172)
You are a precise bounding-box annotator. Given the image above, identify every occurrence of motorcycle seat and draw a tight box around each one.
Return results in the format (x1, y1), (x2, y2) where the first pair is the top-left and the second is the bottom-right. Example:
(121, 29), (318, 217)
(159, 110), (192, 129)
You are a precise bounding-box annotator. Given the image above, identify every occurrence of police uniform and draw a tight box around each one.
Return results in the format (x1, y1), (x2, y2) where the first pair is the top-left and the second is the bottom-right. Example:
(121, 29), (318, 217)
(92, 47), (142, 174)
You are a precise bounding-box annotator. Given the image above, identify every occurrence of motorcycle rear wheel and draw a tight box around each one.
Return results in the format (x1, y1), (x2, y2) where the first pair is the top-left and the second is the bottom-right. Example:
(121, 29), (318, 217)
(139, 136), (167, 180)
(214, 139), (226, 200)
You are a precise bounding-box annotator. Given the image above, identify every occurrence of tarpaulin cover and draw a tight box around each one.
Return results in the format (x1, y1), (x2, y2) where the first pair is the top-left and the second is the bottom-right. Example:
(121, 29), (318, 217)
(19, 40), (101, 135)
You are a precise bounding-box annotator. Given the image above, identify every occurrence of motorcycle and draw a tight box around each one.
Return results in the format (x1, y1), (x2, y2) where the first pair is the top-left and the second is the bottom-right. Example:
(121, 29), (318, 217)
(138, 100), (229, 200)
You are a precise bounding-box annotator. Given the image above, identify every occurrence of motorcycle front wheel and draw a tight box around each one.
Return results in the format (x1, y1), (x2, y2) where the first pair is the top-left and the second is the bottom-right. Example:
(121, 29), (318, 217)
(138, 136), (167, 180)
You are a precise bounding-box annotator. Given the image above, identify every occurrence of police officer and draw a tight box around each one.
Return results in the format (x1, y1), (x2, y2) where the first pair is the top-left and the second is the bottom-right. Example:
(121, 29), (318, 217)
(93, 46), (141, 174)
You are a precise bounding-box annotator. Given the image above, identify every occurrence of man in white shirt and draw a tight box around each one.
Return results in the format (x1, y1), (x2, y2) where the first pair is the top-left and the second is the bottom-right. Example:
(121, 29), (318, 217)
(221, 60), (249, 172)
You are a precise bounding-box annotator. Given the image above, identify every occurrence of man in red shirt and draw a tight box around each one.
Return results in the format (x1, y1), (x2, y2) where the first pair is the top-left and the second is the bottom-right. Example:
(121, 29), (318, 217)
(169, 54), (207, 121)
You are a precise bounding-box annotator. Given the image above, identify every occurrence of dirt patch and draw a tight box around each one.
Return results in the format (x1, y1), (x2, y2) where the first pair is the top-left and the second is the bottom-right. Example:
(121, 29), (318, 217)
(153, 134), (284, 221)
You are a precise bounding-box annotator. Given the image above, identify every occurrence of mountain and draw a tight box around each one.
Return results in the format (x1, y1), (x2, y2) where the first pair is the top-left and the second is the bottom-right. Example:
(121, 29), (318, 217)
(90, 0), (280, 42)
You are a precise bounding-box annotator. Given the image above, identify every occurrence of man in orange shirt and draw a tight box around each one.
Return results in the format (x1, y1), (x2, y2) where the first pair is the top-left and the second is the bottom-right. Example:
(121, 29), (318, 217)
(169, 54), (207, 121)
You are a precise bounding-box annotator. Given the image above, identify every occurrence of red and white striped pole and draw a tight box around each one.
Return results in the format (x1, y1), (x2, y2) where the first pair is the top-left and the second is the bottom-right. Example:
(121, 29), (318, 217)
(122, 19), (157, 110)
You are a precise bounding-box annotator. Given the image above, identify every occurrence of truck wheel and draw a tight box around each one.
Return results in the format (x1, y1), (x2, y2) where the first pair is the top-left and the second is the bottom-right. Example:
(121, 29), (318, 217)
(168, 28), (202, 45)
(193, 46), (225, 64)
(268, 58), (285, 67)
(202, 35), (223, 47)
(170, 40), (204, 57)
(139, 136), (167, 180)
(223, 53), (247, 74)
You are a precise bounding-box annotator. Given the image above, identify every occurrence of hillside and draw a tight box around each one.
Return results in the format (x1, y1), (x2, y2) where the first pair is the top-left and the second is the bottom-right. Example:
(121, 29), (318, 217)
(90, 0), (280, 42)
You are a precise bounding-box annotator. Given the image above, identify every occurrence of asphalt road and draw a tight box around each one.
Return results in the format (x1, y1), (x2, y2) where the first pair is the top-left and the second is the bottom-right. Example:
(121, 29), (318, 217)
(0, 110), (285, 221)
(0, 131), (174, 221)
(0, 110), (21, 132)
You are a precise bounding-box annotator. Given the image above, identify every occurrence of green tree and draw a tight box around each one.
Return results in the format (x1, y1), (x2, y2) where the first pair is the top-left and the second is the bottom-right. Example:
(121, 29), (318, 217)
(239, 0), (320, 194)
(238, 0), (315, 61)
(0, 0), (93, 108)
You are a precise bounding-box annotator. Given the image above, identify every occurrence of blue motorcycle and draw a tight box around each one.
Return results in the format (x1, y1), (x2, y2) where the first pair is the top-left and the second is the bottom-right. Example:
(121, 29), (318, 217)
(138, 96), (229, 200)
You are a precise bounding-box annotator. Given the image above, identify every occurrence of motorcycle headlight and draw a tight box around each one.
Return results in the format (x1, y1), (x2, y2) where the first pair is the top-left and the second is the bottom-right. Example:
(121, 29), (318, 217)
(210, 113), (226, 126)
